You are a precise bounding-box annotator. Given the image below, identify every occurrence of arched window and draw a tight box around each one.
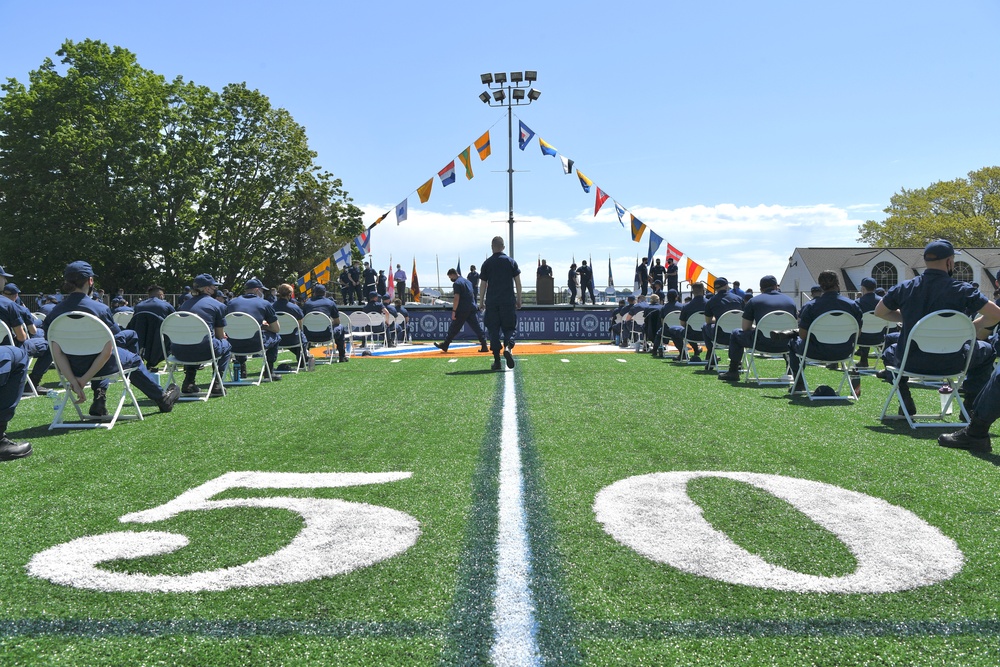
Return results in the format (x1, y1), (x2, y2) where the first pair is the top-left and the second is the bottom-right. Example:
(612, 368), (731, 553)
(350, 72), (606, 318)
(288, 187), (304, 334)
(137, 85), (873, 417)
(952, 261), (974, 284)
(871, 262), (898, 291)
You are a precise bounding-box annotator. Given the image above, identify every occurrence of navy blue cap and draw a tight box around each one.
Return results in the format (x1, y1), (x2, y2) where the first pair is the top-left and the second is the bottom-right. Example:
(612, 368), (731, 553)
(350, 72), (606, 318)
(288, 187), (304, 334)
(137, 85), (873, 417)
(64, 261), (96, 280)
(810, 284), (822, 294)
(713, 276), (729, 288)
(860, 277), (877, 289)
(2, 282), (18, 294)
(924, 239), (959, 261)
(667, 289), (679, 298)
(368, 290), (378, 298)
(245, 278), (265, 290)
(193, 273), (219, 288)
(0, 265), (12, 279)
(759, 275), (778, 289)
(313, 284), (326, 294)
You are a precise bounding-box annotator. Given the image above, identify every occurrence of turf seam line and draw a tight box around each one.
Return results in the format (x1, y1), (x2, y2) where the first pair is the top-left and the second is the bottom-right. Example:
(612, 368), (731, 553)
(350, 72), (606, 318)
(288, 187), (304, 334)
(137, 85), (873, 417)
(490, 369), (542, 665)
(0, 619), (440, 638)
(577, 619), (1000, 638)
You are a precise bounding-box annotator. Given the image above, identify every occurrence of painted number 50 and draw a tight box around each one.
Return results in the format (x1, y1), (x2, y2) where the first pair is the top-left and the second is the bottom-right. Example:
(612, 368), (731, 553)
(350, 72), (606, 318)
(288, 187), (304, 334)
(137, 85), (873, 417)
(28, 471), (421, 593)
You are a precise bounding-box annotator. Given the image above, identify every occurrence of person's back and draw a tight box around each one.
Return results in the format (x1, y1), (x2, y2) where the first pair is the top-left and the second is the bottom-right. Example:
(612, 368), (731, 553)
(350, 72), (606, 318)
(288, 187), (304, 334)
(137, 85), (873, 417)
(745, 288), (797, 325)
(180, 292), (227, 330)
(303, 294), (340, 320)
(134, 294), (174, 320)
(227, 292), (276, 325)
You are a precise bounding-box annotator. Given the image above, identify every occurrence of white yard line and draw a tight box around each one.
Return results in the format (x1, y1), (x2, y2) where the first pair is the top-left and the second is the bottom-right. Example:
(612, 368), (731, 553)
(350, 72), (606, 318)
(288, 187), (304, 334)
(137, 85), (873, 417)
(490, 370), (541, 667)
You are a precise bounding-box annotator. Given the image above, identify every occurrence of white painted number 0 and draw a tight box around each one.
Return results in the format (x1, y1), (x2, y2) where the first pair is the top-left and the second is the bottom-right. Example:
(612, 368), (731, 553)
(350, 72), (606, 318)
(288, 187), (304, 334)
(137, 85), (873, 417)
(28, 471), (420, 593)
(595, 471), (963, 593)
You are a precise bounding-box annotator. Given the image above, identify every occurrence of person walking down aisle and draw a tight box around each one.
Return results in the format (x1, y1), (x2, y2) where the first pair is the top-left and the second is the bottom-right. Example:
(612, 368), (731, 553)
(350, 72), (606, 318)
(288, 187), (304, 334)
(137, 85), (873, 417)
(480, 237), (522, 371)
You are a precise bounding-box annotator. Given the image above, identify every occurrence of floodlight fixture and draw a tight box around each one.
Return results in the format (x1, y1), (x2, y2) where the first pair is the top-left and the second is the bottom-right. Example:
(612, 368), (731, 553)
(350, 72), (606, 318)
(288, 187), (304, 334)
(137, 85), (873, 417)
(512, 88), (525, 100)
(493, 72), (507, 84)
(493, 89), (505, 102)
(481, 73), (493, 85)
(524, 70), (537, 82)
(510, 71), (523, 83)
(527, 88), (541, 101)
(479, 91), (491, 103)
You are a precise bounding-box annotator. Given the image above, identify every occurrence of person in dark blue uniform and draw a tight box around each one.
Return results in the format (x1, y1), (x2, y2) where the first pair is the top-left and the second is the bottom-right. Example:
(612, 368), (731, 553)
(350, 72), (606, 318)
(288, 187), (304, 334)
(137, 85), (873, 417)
(467, 265), (480, 301)
(665, 258), (679, 292)
(381, 294), (401, 346)
(702, 277), (745, 368)
(362, 262), (378, 298)
(38, 295), (58, 318)
(577, 260), (595, 304)
(854, 276), (882, 367)
(567, 263), (578, 306)
(610, 298), (628, 346)
(650, 259), (666, 290)
(302, 284), (348, 362)
(349, 261), (363, 304)
(129, 284), (175, 370)
(874, 239), (1000, 416)
(46, 261), (180, 416)
(361, 291), (390, 346)
(780, 270), (863, 392)
(376, 271), (388, 297)
(479, 236), (522, 370)
(111, 297), (133, 315)
(338, 266), (353, 305)
(173, 273), (232, 396)
(1, 284), (49, 393)
(636, 257), (650, 296)
(641, 294), (665, 353)
(668, 282), (708, 361)
(717, 275), (797, 381)
(0, 345), (31, 460)
(226, 278), (282, 380)
(273, 283), (308, 368)
(434, 268), (489, 353)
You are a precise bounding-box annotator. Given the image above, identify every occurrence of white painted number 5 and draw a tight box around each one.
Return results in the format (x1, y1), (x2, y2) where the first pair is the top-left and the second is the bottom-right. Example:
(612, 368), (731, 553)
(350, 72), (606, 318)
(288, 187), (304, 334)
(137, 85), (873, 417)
(28, 471), (421, 593)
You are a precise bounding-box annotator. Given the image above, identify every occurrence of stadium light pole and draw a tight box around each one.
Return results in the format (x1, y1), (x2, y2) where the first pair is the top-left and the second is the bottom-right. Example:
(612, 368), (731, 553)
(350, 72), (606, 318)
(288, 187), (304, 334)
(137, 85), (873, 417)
(479, 71), (540, 260)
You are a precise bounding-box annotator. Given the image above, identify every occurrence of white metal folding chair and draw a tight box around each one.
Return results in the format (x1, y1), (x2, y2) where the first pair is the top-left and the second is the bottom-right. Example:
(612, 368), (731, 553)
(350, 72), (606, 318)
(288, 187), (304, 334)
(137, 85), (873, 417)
(879, 310), (976, 428)
(223, 312), (273, 386)
(660, 310), (681, 353)
(394, 313), (409, 344)
(302, 311), (338, 363)
(0, 321), (38, 399)
(858, 311), (891, 374)
(32, 312), (47, 323)
(677, 310), (707, 364)
(275, 312), (305, 374)
(368, 312), (388, 349)
(707, 309), (744, 371)
(47, 312), (143, 430)
(744, 310), (798, 385)
(628, 311), (645, 349)
(790, 311), (860, 401)
(348, 311), (374, 352)
(112, 311), (133, 328)
(160, 312), (226, 402)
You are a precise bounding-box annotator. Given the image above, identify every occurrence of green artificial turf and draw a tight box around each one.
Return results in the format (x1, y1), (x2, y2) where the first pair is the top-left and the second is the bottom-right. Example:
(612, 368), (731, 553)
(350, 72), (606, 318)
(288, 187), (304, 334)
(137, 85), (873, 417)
(4, 349), (1000, 665)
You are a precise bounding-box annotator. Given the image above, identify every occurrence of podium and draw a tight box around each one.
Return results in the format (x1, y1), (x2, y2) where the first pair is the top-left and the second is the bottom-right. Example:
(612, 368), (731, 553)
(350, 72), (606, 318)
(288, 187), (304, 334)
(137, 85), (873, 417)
(536, 275), (554, 305)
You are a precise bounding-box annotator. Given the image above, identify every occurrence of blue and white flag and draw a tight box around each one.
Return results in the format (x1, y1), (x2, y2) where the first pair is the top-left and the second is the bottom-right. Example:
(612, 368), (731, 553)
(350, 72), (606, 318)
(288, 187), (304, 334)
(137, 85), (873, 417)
(518, 120), (535, 150)
(438, 161), (456, 187)
(355, 230), (371, 255)
(333, 244), (353, 269)
(647, 229), (664, 263)
(614, 201), (626, 227)
(396, 198), (408, 225)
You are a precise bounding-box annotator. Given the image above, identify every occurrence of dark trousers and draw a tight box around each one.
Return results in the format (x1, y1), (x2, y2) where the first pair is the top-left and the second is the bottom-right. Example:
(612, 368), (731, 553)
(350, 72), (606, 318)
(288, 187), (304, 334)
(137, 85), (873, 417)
(231, 330), (280, 367)
(568, 284), (577, 305)
(668, 325), (703, 357)
(172, 338), (233, 378)
(726, 328), (787, 371)
(883, 340), (995, 404)
(484, 306), (516, 354)
(67, 347), (165, 402)
(0, 346), (28, 423)
(305, 326), (347, 358)
(443, 310), (487, 347)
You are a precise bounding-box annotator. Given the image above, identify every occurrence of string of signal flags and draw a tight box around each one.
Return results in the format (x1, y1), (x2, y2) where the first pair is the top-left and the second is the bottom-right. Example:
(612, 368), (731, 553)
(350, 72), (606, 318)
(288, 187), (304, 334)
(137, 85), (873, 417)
(295, 115), (723, 297)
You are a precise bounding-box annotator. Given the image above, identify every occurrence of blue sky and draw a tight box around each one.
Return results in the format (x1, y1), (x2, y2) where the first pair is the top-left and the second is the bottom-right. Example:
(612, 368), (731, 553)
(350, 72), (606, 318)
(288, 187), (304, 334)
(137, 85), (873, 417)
(2, 0), (999, 289)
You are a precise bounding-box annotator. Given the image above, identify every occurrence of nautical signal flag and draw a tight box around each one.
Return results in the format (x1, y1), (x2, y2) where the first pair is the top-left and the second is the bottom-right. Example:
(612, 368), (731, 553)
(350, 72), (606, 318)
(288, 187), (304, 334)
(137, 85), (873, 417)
(475, 131), (491, 160)
(595, 187), (610, 216)
(417, 178), (433, 203)
(630, 214), (646, 242)
(706, 272), (717, 294)
(560, 155), (574, 174)
(333, 244), (352, 269)
(355, 230), (371, 256)
(369, 211), (389, 229)
(518, 121), (535, 150)
(312, 257), (332, 284)
(577, 170), (593, 193)
(667, 243), (683, 263)
(686, 258), (704, 284)
(438, 161), (456, 187)
(396, 199), (408, 225)
(410, 257), (420, 302)
(539, 138), (557, 157)
(458, 147), (474, 180)
(614, 201), (626, 227)
(608, 256), (614, 288)
(647, 230), (664, 263)
(295, 271), (312, 294)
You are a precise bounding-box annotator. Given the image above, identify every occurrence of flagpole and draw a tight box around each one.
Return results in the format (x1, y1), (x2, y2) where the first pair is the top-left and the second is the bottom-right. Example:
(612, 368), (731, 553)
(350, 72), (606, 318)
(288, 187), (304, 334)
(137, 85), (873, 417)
(436, 255), (441, 294)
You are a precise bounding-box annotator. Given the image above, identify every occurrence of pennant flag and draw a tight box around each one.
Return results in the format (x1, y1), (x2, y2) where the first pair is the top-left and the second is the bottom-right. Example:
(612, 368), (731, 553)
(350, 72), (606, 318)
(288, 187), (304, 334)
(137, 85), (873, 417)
(354, 230), (371, 256)
(630, 214), (647, 242)
(667, 243), (683, 263)
(608, 256), (614, 288)
(333, 244), (352, 269)
(475, 131), (491, 160)
(560, 155), (574, 174)
(686, 258), (704, 284)
(311, 257), (332, 284)
(595, 187), (610, 216)
(518, 121), (535, 150)
(706, 272), (717, 294)
(456, 257), (462, 276)
(438, 161), (456, 187)
(614, 200), (626, 227)
(633, 256), (640, 293)
(577, 170), (593, 193)
(396, 198), (408, 225)
(387, 259), (395, 300)
(538, 137), (557, 157)
(410, 257), (420, 302)
(458, 147), (474, 180)
(417, 178), (433, 203)
(369, 211), (389, 229)
(647, 230), (664, 263)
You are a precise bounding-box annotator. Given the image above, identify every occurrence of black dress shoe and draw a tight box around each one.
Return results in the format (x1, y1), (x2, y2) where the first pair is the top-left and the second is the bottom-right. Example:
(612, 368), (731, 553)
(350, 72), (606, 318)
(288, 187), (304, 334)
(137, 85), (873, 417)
(503, 348), (515, 369)
(939, 428), (992, 452)
(89, 389), (108, 417)
(158, 384), (180, 413)
(479, 344), (489, 353)
(0, 437), (31, 461)
(433, 342), (449, 352)
(491, 360), (502, 371)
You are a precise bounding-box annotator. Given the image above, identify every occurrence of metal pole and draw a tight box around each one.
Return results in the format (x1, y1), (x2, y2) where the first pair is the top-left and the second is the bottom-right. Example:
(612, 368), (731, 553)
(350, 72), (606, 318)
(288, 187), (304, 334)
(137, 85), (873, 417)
(506, 96), (515, 259)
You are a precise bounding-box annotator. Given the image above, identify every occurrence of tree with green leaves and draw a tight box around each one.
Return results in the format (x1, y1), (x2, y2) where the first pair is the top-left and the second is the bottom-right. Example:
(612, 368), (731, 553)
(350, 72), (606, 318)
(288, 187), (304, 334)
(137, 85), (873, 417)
(858, 166), (1000, 247)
